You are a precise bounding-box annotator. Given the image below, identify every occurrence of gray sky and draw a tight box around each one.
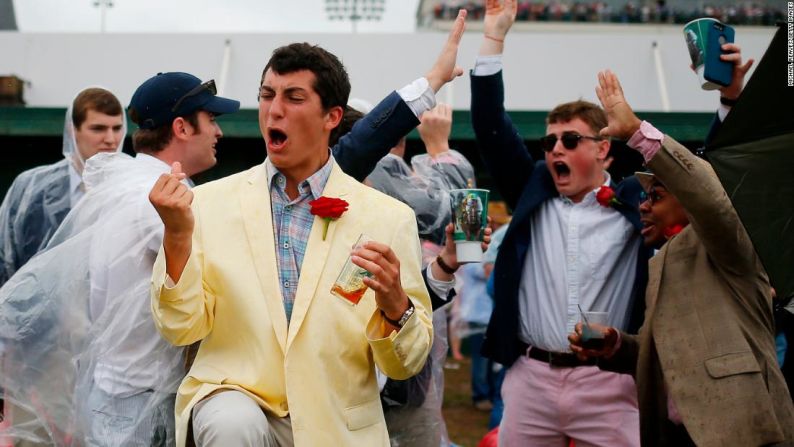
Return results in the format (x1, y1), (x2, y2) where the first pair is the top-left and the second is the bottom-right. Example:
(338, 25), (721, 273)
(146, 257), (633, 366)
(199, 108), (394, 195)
(14, 0), (420, 33)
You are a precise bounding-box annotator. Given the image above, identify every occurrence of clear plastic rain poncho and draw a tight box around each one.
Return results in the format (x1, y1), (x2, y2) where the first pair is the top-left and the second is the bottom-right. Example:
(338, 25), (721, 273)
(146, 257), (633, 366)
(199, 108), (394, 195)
(0, 92), (127, 285)
(0, 152), (184, 446)
(369, 150), (475, 447)
(366, 150), (475, 245)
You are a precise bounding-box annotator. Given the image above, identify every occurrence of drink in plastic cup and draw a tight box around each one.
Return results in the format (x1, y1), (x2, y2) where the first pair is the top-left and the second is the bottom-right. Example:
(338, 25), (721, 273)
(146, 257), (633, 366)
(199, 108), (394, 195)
(683, 18), (721, 90)
(331, 234), (373, 305)
(580, 311), (609, 350)
(449, 188), (489, 263)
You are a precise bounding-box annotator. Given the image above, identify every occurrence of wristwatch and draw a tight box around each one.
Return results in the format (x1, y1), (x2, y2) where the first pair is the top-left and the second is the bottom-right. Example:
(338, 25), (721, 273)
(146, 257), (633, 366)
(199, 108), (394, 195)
(382, 303), (415, 328)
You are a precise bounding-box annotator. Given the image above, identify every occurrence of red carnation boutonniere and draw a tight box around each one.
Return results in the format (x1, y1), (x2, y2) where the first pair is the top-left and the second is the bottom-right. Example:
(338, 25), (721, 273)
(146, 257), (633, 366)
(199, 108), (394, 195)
(596, 185), (622, 208)
(663, 224), (686, 240)
(309, 196), (349, 241)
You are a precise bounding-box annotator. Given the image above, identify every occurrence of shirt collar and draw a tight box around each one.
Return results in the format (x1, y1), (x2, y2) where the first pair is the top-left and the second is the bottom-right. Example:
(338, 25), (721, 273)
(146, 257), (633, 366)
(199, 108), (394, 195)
(265, 151), (335, 200)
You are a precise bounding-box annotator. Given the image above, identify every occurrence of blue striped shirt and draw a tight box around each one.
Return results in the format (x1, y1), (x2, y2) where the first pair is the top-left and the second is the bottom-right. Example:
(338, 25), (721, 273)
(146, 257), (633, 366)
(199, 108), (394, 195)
(265, 155), (334, 323)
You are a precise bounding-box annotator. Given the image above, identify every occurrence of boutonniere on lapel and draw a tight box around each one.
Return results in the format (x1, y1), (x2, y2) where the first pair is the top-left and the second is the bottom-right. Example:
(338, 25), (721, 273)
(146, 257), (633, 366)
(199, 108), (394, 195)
(596, 185), (622, 208)
(663, 224), (686, 240)
(309, 196), (349, 241)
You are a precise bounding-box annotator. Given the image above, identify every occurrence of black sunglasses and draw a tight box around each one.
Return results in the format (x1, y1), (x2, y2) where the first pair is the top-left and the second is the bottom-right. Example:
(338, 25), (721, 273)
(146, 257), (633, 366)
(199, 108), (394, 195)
(540, 132), (602, 152)
(171, 79), (217, 113)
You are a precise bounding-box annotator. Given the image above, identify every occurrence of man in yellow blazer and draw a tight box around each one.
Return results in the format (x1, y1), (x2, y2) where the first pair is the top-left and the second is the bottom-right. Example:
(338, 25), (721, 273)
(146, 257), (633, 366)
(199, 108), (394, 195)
(147, 16), (468, 446)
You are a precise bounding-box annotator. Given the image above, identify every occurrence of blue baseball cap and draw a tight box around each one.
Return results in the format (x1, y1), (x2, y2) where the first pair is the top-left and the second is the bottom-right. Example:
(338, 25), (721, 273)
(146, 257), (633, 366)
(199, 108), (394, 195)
(129, 72), (240, 130)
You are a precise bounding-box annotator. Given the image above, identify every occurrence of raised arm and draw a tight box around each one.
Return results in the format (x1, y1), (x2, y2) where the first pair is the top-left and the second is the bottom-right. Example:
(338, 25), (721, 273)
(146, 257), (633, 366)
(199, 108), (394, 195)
(470, 0), (533, 209)
(333, 9), (467, 181)
(596, 70), (758, 276)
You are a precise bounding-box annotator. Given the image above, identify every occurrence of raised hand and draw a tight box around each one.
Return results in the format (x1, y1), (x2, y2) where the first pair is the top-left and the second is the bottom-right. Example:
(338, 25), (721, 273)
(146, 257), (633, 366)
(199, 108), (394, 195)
(484, 0), (517, 41)
(417, 103), (453, 156)
(149, 162), (194, 281)
(718, 43), (754, 101)
(150, 162), (194, 235)
(425, 9), (467, 93)
(595, 70), (642, 140)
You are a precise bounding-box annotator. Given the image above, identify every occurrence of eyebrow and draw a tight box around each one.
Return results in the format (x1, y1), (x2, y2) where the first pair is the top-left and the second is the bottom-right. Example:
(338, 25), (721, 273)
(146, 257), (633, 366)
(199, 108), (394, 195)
(260, 85), (308, 95)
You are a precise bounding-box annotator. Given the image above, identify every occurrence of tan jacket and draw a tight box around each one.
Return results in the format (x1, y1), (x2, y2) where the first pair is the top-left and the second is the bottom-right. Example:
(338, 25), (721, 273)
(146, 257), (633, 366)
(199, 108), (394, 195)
(602, 136), (794, 446)
(150, 161), (433, 447)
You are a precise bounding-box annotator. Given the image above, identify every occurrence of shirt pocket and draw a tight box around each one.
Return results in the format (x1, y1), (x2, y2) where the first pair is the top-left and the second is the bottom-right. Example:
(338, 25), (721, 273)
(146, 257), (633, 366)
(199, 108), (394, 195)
(580, 224), (632, 280)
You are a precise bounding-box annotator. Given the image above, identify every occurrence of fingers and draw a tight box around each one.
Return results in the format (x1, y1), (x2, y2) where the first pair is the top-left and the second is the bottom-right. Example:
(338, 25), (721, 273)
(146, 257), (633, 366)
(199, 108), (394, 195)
(737, 58), (754, 75)
(721, 42), (741, 56)
(505, 0), (518, 17)
(363, 241), (400, 265)
(449, 9), (467, 45)
(171, 161), (182, 175)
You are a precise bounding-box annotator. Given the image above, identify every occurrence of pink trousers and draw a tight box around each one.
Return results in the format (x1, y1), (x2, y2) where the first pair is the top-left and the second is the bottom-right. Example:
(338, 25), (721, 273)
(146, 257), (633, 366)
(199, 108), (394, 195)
(498, 353), (640, 447)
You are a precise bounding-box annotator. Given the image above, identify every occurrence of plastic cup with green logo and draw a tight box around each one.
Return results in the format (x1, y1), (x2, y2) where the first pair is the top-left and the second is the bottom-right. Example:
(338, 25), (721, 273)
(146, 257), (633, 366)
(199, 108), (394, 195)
(449, 188), (489, 263)
(683, 17), (721, 90)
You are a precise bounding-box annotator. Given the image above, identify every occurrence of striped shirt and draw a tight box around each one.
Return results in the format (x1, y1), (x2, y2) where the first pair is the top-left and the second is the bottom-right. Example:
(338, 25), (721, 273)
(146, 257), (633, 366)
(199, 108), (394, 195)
(265, 154), (334, 323)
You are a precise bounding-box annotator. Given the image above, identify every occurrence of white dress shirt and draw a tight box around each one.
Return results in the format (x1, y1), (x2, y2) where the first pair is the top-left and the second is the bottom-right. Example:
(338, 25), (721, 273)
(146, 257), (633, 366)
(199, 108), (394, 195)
(518, 174), (641, 352)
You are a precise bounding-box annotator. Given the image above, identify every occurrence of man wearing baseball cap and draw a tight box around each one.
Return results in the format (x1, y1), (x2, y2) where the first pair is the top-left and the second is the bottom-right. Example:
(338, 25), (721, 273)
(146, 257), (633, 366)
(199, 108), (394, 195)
(76, 72), (240, 446)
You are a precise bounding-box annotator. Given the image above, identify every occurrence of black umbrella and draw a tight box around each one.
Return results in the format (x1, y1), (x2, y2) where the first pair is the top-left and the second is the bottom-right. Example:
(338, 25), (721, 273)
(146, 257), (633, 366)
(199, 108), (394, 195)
(707, 23), (794, 300)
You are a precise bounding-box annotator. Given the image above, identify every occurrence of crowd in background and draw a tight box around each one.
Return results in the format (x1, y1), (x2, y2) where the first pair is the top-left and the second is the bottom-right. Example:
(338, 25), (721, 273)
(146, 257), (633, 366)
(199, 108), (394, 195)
(431, 1), (786, 26)
(0, 2), (792, 446)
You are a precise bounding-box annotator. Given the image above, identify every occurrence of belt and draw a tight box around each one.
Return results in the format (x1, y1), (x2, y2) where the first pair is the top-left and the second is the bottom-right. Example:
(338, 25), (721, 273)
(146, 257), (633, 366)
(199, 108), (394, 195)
(524, 344), (598, 368)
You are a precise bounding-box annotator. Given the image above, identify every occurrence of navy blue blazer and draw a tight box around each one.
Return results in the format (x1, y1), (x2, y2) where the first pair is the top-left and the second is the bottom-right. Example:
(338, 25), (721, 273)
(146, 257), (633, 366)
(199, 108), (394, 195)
(471, 71), (651, 367)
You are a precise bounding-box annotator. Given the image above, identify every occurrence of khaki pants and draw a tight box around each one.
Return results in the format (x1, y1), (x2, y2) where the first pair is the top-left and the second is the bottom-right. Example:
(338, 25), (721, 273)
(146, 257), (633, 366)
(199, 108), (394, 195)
(192, 391), (293, 447)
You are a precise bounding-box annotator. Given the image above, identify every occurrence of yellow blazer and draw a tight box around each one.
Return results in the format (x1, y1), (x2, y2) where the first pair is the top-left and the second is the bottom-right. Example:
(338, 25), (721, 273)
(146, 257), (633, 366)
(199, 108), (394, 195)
(150, 161), (433, 446)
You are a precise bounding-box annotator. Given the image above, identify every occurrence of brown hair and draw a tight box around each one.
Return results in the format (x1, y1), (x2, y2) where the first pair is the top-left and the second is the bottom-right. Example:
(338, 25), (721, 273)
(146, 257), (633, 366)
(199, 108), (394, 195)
(546, 100), (607, 136)
(131, 111), (200, 153)
(71, 88), (123, 129)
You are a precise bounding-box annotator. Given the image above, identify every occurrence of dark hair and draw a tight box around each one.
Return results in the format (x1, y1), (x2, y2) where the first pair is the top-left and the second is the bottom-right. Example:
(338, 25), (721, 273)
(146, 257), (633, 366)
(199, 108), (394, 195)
(72, 88), (123, 129)
(131, 111), (200, 153)
(261, 42), (351, 112)
(546, 100), (608, 136)
(329, 105), (365, 147)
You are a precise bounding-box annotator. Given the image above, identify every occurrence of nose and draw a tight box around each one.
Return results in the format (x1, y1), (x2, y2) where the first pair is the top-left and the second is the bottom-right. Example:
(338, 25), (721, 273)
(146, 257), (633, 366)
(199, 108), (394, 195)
(268, 95), (285, 120)
(104, 128), (116, 144)
(215, 121), (223, 138)
(639, 198), (652, 213)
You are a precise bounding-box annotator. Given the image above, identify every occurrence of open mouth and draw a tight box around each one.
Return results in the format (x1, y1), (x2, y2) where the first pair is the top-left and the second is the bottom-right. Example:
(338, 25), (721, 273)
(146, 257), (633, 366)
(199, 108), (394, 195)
(640, 221), (655, 236)
(552, 161), (571, 180)
(268, 128), (288, 149)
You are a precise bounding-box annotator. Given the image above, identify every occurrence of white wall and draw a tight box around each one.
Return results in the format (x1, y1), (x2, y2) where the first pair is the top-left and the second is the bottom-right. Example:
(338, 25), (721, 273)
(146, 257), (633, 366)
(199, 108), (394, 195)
(0, 24), (776, 112)
(13, 0), (421, 33)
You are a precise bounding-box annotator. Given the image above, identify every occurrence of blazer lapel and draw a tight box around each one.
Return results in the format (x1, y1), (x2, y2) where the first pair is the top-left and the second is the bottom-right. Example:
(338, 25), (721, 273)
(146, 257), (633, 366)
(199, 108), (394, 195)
(286, 163), (350, 352)
(241, 164), (288, 355)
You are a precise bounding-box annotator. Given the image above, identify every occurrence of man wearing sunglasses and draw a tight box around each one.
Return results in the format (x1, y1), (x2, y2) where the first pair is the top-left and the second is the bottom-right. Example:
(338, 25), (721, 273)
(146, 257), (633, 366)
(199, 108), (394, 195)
(568, 70), (794, 446)
(468, 1), (650, 445)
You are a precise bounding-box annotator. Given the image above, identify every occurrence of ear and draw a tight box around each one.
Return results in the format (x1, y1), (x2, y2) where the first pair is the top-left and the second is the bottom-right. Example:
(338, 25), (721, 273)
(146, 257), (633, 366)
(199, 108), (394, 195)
(323, 105), (344, 132)
(596, 139), (611, 162)
(172, 117), (194, 141)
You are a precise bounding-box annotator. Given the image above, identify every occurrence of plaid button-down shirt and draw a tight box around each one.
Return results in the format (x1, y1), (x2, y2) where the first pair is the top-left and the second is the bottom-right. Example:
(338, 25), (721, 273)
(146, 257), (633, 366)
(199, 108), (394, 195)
(265, 155), (334, 323)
